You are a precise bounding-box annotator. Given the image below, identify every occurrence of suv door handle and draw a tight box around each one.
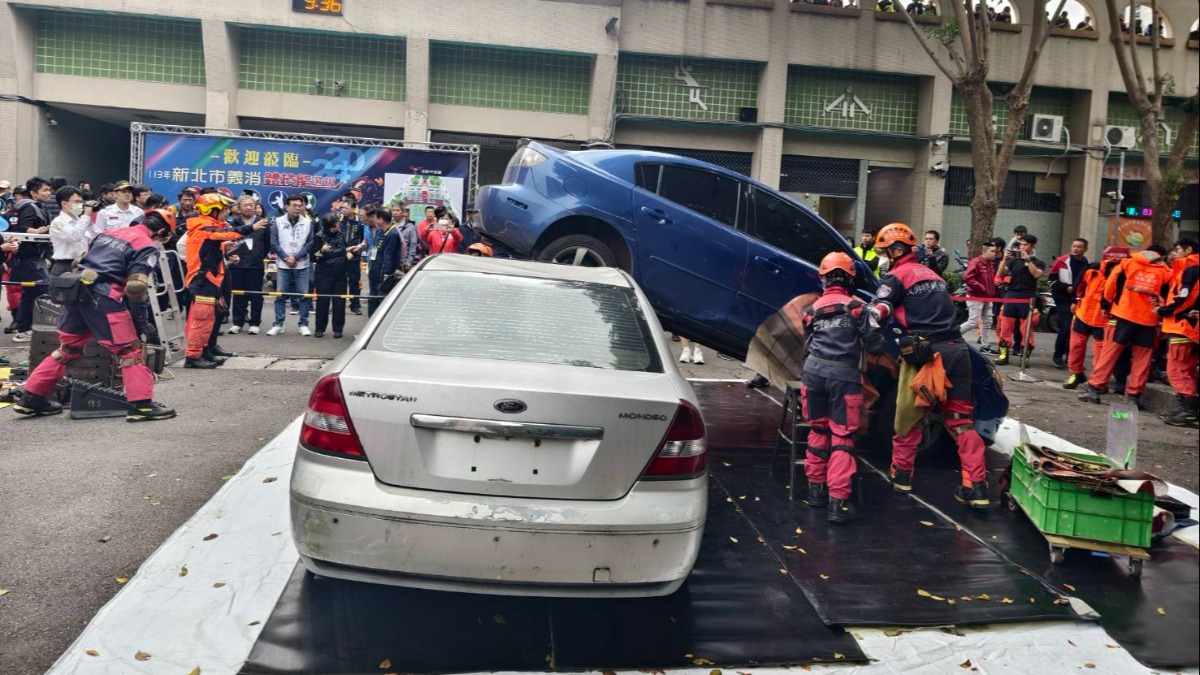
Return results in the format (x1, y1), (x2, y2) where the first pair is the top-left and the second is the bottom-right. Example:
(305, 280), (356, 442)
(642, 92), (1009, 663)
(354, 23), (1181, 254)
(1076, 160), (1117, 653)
(753, 256), (781, 274)
(639, 206), (673, 224)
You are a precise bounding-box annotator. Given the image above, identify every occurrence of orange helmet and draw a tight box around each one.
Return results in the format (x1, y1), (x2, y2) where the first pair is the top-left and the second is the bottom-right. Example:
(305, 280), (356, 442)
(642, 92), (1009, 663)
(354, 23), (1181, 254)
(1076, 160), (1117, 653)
(466, 243), (494, 257)
(818, 251), (856, 277)
(144, 208), (177, 235)
(875, 222), (917, 250)
(195, 193), (234, 217)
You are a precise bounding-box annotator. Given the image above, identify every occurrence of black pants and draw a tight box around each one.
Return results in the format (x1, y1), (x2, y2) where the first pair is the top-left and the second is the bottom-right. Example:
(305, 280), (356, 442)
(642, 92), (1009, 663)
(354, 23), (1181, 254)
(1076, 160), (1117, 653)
(1052, 291), (1073, 358)
(315, 265), (348, 334)
(50, 259), (74, 277)
(12, 258), (48, 332)
(229, 267), (264, 327)
(345, 261), (362, 310)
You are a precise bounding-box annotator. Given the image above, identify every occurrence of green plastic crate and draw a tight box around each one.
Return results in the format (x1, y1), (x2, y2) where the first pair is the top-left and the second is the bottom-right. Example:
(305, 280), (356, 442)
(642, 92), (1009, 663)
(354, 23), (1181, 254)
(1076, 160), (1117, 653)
(1010, 447), (1154, 548)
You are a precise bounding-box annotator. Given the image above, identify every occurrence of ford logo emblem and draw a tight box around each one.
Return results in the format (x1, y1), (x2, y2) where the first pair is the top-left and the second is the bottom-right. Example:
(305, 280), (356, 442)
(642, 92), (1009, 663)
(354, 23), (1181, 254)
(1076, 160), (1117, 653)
(494, 399), (527, 414)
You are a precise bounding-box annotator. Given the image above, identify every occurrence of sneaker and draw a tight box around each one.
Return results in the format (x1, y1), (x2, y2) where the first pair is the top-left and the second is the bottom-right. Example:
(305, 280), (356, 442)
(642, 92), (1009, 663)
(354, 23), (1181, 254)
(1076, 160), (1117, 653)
(333, 332), (343, 339)
(1052, 354), (1066, 369)
(2, 323), (17, 334)
(351, 307), (363, 315)
(266, 325), (284, 336)
(1063, 373), (1085, 390)
(746, 374), (769, 389)
(691, 347), (705, 365)
(827, 498), (855, 524)
(679, 347), (691, 363)
(1078, 385), (1105, 404)
(12, 331), (32, 343)
(228, 325), (242, 335)
(805, 482), (829, 508)
(980, 345), (999, 355)
(313, 331), (324, 338)
(126, 400), (177, 423)
(200, 350), (227, 366)
(995, 346), (1009, 365)
(1124, 394), (1145, 411)
(12, 390), (63, 417)
(247, 326), (260, 335)
(954, 481), (990, 510)
(890, 466), (913, 492)
(299, 325), (312, 337)
(290, 308), (300, 315)
(184, 357), (219, 369)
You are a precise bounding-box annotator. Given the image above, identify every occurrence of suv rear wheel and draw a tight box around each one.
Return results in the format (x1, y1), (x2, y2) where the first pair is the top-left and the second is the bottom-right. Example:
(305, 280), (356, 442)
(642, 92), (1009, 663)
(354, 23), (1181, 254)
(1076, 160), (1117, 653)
(538, 234), (617, 268)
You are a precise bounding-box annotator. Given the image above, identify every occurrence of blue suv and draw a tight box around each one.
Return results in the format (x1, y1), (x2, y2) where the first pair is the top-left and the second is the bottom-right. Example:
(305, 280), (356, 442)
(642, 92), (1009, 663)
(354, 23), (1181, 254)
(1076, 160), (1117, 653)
(476, 140), (1007, 445)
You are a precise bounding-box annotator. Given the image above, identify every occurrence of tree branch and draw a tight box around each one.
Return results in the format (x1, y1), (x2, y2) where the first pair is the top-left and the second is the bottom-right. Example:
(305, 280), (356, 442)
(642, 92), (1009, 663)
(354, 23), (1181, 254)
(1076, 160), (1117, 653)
(897, 6), (963, 81)
(1104, 0), (1147, 104)
(1167, 91), (1200, 171)
(1013, 0), (1065, 94)
(1127, 0), (1149, 102)
(1150, 0), (1163, 110)
(962, 1), (981, 72)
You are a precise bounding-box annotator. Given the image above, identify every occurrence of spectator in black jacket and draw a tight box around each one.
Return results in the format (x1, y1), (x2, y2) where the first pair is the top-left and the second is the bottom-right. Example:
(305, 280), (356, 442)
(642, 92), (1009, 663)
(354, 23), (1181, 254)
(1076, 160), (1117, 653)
(921, 230), (950, 276)
(9, 177), (54, 342)
(367, 207), (405, 317)
(310, 214), (350, 338)
(226, 195), (271, 334)
(337, 194), (367, 315)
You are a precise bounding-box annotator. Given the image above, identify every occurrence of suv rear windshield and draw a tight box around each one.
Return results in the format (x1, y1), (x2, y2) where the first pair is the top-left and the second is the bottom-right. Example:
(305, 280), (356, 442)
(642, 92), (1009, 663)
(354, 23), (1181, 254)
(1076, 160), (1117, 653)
(372, 271), (662, 372)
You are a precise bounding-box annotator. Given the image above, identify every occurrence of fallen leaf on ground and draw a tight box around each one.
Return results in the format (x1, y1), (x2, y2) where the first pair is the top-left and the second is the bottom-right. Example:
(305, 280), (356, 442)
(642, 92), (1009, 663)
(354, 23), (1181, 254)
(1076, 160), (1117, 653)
(959, 660), (972, 669)
(799, 666), (812, 671)
(271, 531), (282, 536)
(263, 477), (278, 484)
(820, 574), (829, 580)
(220, 475), (234, 481)
(1029, 598), (1036, 603)
(98, 535), (111, 543)
(1000, 598), (1014, 604)
(709, 669), (722, 675)
(684, 654), (694, 659)
(1105, 644), (1117, 649)
(754, 497), (760, 502)
(692, 658), (714, 666)
(722, 462), (731, 467)
(85, 649), (99, 657)
(179, 565), (188, 577)
(1063, 583), (1076, 591)
(1157, 607), (1166, 615)
(249, 621), (261, 626)
(834, 653), (845, 659)
(187, 668), (201, 675)
(782, 545), (797, 550)
(146, 473), (156, 478)
(974, 594), (990, 601)
(738, 495), (747, 500)
(494, 614), (506, 624)
(1083, 663), (1095, 669)
(919, 520), (934, 527)
(779, 568), (788, 575)
(930, 595), (945, 601)
(947, 599), (957, 605)
(0, 589), (8, 596)
(917, 589), (932, 597)
(796, 547), (807, 554)
(135, 651), (151, 661)
(795, 527), (803, 535)
(1068, 640), (1076, 647)
(116, 577), (128, 584)
(756, 536), (765, 543)
(726, 497), (733, 503)
(203, 534), (218, 541)
(213, 582), (226, 588)
(729, 537), (739, 543)
(380, 659), (392, 668)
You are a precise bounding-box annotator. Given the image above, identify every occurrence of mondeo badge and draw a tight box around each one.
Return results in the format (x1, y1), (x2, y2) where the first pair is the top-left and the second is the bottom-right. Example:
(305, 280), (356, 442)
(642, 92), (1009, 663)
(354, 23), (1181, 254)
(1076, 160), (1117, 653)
(494, 399), (527, 414)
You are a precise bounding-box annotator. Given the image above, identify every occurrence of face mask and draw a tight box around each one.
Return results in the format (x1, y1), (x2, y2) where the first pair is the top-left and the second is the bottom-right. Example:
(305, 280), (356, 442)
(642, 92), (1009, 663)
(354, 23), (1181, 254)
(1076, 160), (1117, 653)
(1142, 251), (1161, 263)
(67, 203), (84, 216)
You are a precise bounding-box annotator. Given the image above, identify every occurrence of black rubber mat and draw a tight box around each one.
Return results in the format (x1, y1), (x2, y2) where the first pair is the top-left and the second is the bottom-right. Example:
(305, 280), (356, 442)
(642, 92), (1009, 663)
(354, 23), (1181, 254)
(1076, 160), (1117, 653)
(712, 453), (1077, 627)
(692, 381), (780, 451)
(910, 448), (1200, 668)
(241, 481), (865, 674)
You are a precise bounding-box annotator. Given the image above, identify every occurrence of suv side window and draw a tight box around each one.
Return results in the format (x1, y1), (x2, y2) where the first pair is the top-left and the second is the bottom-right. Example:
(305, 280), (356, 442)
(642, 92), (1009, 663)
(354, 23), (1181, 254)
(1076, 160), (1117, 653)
(634, 163), (661, 191)
(656, 165), (741, 229)
(749, 187), (846, 268)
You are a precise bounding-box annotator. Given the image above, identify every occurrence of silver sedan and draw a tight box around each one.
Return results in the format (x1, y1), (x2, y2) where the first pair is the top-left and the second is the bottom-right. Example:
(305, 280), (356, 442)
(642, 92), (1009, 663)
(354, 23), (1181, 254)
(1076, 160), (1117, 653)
(290, 254), (708, 597)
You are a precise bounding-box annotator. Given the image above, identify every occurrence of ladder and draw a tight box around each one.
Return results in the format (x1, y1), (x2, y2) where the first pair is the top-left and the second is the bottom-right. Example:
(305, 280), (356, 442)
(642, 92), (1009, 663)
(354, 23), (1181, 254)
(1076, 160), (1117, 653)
(151, 247), (187, 364)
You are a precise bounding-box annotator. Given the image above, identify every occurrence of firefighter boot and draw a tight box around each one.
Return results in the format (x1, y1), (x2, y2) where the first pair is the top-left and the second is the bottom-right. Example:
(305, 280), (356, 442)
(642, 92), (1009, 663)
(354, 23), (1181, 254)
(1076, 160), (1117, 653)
(805, 482), (828, 508)
(890, 466), (913, 492)
(1063, 373), (1085, 390)
(209, 345), (235, 358)
(1078, 385), (1105, 404)
(1125, 393), (1145, 411)
(1165, 396), (1200, 428)
(827, 498), (855, 524)
(184, 357), (219, 369)
(955, 480), (990, 510)
(13, 389), (64, 417)
(201, 349), (227, 366)
(995, 345), (1009, 366)
(127, 400), (177, 423)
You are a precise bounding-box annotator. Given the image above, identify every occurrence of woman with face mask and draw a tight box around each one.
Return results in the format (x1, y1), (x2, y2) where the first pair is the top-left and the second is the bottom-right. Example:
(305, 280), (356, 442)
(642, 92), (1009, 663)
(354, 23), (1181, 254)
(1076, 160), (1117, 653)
(48, 186), (96, 277)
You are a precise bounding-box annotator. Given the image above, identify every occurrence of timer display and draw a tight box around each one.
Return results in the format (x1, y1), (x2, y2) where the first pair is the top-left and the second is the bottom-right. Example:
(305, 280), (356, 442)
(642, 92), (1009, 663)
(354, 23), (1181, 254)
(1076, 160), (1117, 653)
(293, 0), (343, 16)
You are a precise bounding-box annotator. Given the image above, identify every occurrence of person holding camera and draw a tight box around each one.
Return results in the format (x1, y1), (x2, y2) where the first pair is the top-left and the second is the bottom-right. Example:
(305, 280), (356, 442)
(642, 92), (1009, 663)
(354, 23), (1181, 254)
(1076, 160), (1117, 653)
(421, 206), (463, 255)
(994, 235), (1046, 365)
(865, 222), (989, 509)
(48, 186), (96, 277)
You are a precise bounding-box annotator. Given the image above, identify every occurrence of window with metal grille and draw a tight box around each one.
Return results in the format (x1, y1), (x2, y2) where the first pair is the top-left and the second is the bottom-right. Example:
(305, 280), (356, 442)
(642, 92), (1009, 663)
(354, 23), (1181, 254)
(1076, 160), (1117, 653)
(619, 146), (753, 178)
(430, 43), (593, 115)
(780, 156), (859, 196)
(239, 27), (405, 101)
(36, 11), (204, 85)
(944, 167), (1063, 212)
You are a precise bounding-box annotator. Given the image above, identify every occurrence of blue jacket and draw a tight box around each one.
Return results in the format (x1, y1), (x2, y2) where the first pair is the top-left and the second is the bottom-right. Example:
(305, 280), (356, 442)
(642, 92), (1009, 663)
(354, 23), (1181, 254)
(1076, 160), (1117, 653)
(369, 226), (404, 282)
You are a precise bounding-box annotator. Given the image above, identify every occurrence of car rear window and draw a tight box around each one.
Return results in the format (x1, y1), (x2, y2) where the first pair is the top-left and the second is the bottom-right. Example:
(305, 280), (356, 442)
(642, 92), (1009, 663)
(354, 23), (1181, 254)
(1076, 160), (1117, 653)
(371, 271), (662, 372)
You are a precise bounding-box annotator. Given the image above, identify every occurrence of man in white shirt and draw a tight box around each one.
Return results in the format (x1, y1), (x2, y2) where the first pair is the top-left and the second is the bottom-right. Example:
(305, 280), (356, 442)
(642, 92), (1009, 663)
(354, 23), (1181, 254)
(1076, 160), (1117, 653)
(95, 180), (144, 234)
(48, 186), (96, 277)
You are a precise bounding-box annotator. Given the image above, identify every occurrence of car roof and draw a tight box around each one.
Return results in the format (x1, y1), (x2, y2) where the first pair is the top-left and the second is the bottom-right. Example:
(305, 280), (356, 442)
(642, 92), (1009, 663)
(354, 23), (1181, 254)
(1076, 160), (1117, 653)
(421, 254), (634, 288)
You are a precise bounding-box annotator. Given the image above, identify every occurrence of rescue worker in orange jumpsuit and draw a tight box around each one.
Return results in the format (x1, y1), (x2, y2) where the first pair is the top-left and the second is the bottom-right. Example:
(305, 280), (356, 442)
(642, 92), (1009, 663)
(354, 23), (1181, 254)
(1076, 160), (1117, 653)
(866, 223), (989, 509)
(1157, 239), (1199, 427)
(800, 252), (866, 524)
(1080, 246), (1174, 409)
(14, 209), (178, 421)
(1063, 253), (1123, 389)
(184, 194), (267, 369)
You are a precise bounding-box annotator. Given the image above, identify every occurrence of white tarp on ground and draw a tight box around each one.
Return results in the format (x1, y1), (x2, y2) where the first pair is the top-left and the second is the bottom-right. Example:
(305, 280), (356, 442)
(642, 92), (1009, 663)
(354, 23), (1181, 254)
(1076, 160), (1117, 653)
(45, 409), (1198, 675)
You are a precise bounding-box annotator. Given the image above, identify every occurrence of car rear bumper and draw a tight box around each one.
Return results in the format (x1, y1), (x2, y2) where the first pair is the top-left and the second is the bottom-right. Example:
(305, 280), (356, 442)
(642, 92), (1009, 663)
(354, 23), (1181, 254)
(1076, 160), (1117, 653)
(476, 184), (558, 255)
(289, 447), (707, 597)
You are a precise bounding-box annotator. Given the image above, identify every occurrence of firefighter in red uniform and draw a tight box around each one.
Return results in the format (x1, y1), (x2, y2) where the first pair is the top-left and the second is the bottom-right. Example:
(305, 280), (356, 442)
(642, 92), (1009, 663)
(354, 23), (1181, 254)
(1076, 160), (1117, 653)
(1157, 239), (1199, 427)
(866, 223), (989, 509)
(1080, 246), (1174, 409)
(13, 209), (178, 421)
(1063, 253), (1122, 389)
(800, 252), (866, 524)
(184, 194), (266, 369)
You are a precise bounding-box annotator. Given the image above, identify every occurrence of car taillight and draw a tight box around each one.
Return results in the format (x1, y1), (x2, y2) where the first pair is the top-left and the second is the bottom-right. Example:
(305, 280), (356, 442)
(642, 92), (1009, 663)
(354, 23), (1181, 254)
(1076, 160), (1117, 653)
(300, 373), (366, 459)
(643, 400), (707, 479)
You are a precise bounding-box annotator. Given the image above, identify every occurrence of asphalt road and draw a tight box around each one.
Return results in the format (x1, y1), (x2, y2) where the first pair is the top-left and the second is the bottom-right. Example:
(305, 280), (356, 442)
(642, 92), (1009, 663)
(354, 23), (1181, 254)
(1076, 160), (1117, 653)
(0, 318), (1196, 674)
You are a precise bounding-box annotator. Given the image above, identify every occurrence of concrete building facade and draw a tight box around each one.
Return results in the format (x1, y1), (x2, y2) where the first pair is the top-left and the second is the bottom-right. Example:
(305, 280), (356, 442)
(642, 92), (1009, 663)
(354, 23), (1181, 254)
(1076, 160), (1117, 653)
(1, 0), (1197, 256)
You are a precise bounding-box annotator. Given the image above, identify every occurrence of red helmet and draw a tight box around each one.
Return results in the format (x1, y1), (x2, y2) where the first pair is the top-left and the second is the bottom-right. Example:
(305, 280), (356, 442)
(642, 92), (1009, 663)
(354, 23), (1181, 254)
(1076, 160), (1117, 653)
(818, 251), (856, 277)
(875, 222), (917, 250)
(466, 243), (494, 257)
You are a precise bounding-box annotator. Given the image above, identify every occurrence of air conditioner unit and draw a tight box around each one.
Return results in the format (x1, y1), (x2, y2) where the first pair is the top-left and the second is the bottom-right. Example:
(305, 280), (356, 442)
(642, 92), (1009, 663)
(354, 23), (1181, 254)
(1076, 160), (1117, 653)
(1105, 125), (1137, 150)
(1030, 114), (1064, 143)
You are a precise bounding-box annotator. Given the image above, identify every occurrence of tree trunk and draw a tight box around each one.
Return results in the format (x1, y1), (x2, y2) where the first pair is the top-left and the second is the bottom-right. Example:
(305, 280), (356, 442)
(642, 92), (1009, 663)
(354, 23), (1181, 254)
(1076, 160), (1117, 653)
(1136, 112), (1173, 246)
(960, 79), (1001, 257)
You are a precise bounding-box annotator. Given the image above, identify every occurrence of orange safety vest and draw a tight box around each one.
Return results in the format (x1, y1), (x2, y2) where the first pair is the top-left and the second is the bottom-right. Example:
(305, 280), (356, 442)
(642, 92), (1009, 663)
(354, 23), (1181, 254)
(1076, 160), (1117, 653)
(1105, 254), (1174, 327)
(1073, 267), (1107, 328)
(1163, 253), (1199, 343)
(185, 215), (245, 289)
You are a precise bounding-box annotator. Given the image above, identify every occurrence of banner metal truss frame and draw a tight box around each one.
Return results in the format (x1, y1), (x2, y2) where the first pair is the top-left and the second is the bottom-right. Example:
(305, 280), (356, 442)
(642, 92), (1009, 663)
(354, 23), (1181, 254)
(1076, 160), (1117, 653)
(129, 123), (481, 203)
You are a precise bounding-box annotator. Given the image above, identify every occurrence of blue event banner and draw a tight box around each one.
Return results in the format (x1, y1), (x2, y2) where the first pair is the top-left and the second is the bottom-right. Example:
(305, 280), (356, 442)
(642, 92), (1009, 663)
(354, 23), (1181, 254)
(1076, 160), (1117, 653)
(141, 132), (471, 219)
